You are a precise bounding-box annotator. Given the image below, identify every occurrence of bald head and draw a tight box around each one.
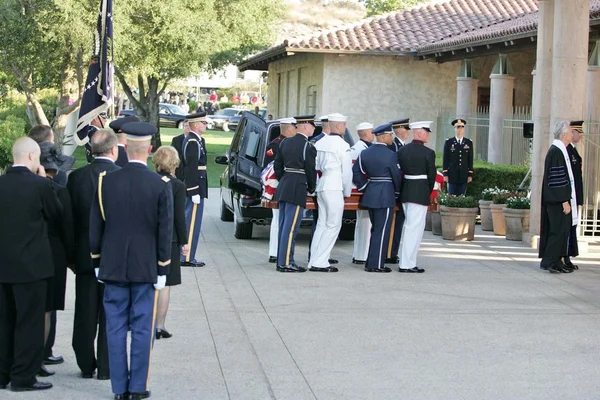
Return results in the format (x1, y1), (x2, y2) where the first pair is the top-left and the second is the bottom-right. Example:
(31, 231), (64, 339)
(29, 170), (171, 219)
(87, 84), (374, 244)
(91, 129), (118, 161)
(12, 137), (41, 172)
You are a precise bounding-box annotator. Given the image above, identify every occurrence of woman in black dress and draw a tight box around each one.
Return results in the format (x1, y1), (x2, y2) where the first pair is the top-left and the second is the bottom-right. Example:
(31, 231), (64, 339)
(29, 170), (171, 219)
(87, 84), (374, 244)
(153, 146), (188, 339)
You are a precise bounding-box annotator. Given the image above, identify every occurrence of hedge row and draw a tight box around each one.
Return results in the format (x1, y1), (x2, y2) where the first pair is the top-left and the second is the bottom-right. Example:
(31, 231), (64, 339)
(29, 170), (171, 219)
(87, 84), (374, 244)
(455, 162), (528, 200)
(0, 116), (27, 169)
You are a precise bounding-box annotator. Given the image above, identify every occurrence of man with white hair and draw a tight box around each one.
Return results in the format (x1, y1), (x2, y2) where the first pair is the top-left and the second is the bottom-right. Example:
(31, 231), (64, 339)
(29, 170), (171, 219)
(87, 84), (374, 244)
(308, 113), (353, 272)
(539, 120), (577, 274)
(397, 121), (437, 273)
(349, 122), (374, 264)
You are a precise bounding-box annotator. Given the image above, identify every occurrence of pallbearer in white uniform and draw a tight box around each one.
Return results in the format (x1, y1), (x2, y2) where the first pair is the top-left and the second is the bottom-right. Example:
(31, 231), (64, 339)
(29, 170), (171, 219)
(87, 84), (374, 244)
(349, 122), (374, 264)
(308, 113), (353, 272)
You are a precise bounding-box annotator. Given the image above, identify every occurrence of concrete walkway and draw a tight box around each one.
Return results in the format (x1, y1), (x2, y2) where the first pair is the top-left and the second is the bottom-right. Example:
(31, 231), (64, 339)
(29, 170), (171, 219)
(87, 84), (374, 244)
(6, 189), (600, 400)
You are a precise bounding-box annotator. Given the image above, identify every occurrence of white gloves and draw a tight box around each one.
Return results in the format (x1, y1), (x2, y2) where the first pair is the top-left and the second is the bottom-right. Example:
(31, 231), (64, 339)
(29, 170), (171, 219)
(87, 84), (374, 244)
(191, 195), (201, 204)
(154, 275), (167, 290)
(94, 268), (103, 283)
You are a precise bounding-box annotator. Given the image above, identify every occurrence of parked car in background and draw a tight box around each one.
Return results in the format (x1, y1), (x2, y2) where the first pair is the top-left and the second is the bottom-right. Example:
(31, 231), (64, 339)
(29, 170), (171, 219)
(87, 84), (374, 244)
(215, 111), (356, 240)
(228, 108), (267, 132)
(209, 108), (241, 131)
(118, 103), (215, 130)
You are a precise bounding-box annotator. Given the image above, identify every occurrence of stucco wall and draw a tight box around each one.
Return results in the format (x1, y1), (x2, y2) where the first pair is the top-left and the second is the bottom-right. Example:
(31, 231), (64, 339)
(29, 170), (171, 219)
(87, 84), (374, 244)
(266, 53), (324, 119)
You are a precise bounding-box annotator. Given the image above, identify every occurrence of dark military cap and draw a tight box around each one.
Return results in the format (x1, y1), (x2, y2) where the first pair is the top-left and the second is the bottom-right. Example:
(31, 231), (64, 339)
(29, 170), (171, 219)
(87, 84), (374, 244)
(294, 114), (316, 125)
(186, 112), (207, 123)
(451, 118), (467, 126)
(372, 123), (393, 136)
(570, 120), (584, 132)
(121, 122), (157, 141)
(109, 116), (140, 132)
(391, 118), (410, 129)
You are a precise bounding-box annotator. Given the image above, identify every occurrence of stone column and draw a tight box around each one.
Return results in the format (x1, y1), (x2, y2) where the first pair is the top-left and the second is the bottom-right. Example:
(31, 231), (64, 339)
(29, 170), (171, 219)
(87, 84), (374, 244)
(528, 0), (554, 242)
(584, 42), (600, 208)
(488, 68), (514, 164)
(456, 77), (478, 119)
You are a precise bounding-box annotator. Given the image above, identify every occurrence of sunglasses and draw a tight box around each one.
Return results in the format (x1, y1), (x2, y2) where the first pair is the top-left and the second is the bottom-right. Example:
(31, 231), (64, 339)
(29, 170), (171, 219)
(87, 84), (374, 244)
(455, 125), (465, 129)
(200, 121), (208, 125)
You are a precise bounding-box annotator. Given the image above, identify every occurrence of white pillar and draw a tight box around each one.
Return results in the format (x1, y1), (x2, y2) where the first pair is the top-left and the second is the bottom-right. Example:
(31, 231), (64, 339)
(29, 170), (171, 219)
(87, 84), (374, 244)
(456, 77), (478, 118)
(584, 43), (600, 207)
(488, 73), (514, 164)
(528, 0), (554, 240)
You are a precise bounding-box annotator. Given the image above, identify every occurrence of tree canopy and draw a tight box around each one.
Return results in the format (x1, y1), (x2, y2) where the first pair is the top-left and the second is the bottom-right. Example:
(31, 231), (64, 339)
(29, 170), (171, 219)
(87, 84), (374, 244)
(362, 0), (428, 17)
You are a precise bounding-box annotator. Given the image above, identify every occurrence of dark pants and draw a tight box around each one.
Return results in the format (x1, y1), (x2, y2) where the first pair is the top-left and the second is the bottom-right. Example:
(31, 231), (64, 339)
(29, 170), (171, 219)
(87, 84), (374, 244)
(366, 208), (394, 269)
(0, 280), (46, 387)
(72, 273), (109, 376)
(447, 183), (468, 196)
(182, 197), (204, 263)
(386, 207), (405, 260)
(104, 283), (157, 395)
(277, 201), (304, 267)
(541, 204), (571, 266)
(43, 311), (56, 358)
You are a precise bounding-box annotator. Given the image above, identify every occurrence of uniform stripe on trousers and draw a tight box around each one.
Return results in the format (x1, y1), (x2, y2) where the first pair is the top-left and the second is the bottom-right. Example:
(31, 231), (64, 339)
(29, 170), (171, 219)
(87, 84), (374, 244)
(286, 205), (300, 266)
(146, 290), (159, 390)
(379, 208), (390, 268)
(186, 203), (198, 262)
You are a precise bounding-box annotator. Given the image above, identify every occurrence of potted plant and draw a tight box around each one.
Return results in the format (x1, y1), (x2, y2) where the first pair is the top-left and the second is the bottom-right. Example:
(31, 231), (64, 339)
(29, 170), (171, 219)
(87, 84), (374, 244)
(430, 192), (445, 236)
(479, 187), (507, 231)
(439, 195), (479, 241)
(504, 196), (531, 241)
(490, 192), (512, 236)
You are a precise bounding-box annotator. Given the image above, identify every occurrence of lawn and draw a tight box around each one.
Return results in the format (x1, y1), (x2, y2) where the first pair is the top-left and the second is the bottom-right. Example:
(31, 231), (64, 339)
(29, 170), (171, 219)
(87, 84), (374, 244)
(71, 128), (232, 188)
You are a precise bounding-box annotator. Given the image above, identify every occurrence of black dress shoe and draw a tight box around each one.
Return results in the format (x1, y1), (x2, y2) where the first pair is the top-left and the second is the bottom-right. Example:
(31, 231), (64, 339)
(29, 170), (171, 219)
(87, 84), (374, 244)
(309, 266), (338, 272)
(43, 355), (64, 365)
(11, 381), (53, 392)
(328, 258), (338, 264)
(97, 374), (110, 380)
(278, 264), (307, 273)
(130, 390), (151, 399)
(182, 260), (205, 267)
(352, 258), (366, 265)
(398, 267), (425, 273)
(384, 256), (399, 264)
(155, 328), (172, 339)
(38, 365), (55, 377)
(0, 384), (6, 389)
(268, 256), (277, 263)
(114, 393), (130, 400)
(81, 372), (94, 379)
(364, 267), (392, 273)
(565, 262), (579, 270)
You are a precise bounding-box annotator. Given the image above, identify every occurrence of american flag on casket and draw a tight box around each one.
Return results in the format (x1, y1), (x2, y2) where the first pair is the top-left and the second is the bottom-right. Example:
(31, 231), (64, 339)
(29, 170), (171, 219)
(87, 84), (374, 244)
(431, 171), (444, 200)
(261, 161), (278, 200)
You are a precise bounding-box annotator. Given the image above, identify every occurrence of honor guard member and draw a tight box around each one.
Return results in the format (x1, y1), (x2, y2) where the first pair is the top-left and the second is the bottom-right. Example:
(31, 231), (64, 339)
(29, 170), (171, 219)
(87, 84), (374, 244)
(84, 112), (109, 163)
(170, 120), (189, 181)
(181, 112), (209, 267)
(109, 116), (139, 167)
(352, 123), (401, 272)
(274, 117), (317, 272)
(89, 122), (173, 400)
(265, 118), (297, 263)
(385, 118), (410, 264)
(349, 122), (374, 264)
(443, 119), (473, 195)
(397, 121), (437, 273)
(308, 113), (353, 272)
(67, 129), (120, 380)
(311, 115), (330, 142)
(564, 120), (584, 270)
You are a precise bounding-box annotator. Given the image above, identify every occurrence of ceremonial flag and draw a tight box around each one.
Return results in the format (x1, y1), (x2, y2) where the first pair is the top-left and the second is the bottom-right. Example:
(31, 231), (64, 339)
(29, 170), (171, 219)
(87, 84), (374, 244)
(75, 0), (114, 145)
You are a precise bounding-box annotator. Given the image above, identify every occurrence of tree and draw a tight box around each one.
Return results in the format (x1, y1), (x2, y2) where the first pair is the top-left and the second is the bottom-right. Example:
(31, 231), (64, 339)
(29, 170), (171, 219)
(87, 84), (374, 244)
(114, 0), (282, 147)
(362, 0), (428, 17)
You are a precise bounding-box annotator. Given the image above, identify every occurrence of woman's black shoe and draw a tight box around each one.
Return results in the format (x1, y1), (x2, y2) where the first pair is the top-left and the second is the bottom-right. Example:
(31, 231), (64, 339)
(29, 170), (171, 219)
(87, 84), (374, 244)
(156, 328), (172, 339)
(37, 365), (55, 377)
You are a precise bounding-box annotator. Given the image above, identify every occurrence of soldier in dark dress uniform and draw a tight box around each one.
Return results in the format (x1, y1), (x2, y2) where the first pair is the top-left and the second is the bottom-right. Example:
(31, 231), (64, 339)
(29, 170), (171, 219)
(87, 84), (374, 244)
(274, 118), (317, 272)
(397, 121), (437, 273)
(67, 129), (120, 380)
(385, 118), (410, 264)
(539, 121), (576, 274)
(181, 112), (208, 268)
(89, 122), (173, 400)
(564, 120), (584, 270)
(353, 123), (402, 272)
(109, 116), (139, 167)
(84, 112), (109, 163)
(170, 120), (189, 182)
(443, 118), (473, 195)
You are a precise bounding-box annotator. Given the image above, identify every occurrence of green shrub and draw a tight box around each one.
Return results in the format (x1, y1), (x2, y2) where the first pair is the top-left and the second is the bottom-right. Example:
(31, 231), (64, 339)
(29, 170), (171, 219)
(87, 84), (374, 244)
(219, 101), (234, 109)
(506, 196), (531, 209)
(0, 116), (27, 168)
(492, 192), (514, 204)
(188, 100), (198, 112)
(439, 194), (478, 208)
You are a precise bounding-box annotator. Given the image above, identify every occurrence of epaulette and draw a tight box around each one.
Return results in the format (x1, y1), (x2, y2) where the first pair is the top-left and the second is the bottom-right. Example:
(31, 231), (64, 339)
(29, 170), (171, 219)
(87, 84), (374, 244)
(161, 176), (170, 183)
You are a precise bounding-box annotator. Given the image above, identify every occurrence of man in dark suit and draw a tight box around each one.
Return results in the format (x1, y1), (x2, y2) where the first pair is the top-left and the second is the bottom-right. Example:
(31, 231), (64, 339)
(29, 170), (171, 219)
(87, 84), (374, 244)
(564, 120), (584, 270)
(170, 120), (189, 181)
(0, 137), (61, 392)
(109, 116), (139, 167)
(397, 121), (437, 273)
(67, 129), (120, 380)
(89, 122), (173, 400)
(274, 117), (317, 272)
(443, 118), (474, 195)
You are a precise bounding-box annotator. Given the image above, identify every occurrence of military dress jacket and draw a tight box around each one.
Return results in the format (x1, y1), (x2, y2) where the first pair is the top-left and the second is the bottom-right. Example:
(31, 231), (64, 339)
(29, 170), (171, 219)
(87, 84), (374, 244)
(442, 137), (473, 184)
(397, 140), (436, 206)
(567, 144), (583, 206)
(89, 162), (174, 283)
(116, 144), (129, 167)
(274, 133), (317, 207)
(353, 143), (401, 209)
(387, 136), (404, 153)
(171, 133), (186, 181)
(264, 135), (285, 166)
(183, 131), (208, 198)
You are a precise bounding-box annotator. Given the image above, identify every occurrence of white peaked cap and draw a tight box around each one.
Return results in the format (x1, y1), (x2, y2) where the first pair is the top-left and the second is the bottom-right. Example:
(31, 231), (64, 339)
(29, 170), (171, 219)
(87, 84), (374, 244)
(356, 122), (373, 130)
(409, 121), (433, 130)
(279, 117), (297, 125)
(318, 115), (329, 121)
(328, 113), (347, 122)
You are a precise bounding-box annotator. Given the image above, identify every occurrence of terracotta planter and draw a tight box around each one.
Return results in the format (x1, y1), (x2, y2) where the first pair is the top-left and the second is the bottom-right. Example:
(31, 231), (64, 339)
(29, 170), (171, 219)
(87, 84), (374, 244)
(440, 206), (478, 241)
(425, 210), (432, 231)
(431, 210), (442, 236)
(503, 208), (530, 241)
(490, 203), (506, 236)
(478, 200), (493, 231)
